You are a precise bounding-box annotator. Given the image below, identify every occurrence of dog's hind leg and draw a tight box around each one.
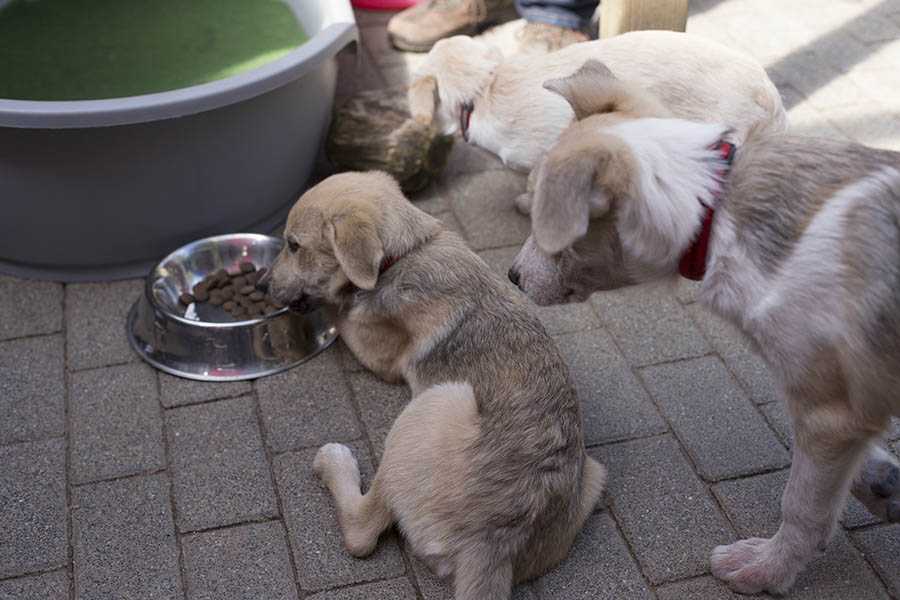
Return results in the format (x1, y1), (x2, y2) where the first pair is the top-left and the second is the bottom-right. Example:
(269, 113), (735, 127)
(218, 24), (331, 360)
(313, 443), (393, 557)
(852, 443), (900, 523)
(453, 543), (513, 600)
(711, 389), (873, 595)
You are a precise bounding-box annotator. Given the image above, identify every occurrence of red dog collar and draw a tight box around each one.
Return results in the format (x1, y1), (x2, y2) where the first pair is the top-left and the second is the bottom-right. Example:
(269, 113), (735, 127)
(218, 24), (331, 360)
(677, 141), (736, 281)
(460, 101), (474, 142)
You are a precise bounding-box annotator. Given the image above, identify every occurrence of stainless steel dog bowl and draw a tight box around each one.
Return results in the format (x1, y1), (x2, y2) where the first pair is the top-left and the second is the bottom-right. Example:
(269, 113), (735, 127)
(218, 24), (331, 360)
(127, 233), (337, 381)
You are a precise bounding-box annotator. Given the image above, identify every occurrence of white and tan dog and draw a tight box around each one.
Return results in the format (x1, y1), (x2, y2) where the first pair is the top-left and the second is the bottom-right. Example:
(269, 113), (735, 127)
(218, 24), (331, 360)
(261, 172), (606, 600)
(409, 30), (786, 180)
(509, 75), (900, 595)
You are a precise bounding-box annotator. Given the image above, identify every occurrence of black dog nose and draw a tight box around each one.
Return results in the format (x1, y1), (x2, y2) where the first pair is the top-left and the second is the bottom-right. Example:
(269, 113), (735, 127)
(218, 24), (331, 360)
(507, 268), (521, 287)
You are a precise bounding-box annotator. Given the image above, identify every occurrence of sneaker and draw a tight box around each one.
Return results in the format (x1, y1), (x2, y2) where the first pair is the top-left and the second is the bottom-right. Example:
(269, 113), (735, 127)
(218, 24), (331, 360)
(387, 0), (515, 53)
(515, 22), (589, 54)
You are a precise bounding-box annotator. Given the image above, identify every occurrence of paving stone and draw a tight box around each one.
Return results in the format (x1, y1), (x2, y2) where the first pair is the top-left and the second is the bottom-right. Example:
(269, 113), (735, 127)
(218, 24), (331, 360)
(554, 328), (667, 446)
(478, 245), (602, 336)
(408, 180), (450, 215)
(182, 521), (298, 600)
(166, 396), (278, 532)
(675, 278), (701, 304)
(825, 104), (900, 152)
(256, 350), (361, 453)
(158, 371), (251, 408)
(66, 279), (142, 370)
(307, 577), (418, 600)
(847, 10), (900, 43)
(712, 469), (888, 600)
(760, 401), (792, 448)
(334, 340), (366, 373)
(713, 470), (788, 539)
(686, 304), (780, 406)
(348, 371), (408, 436)
(441, 141), (506, 179)
(0, 334), (65, 445)
(0, 438), (67, 578)
(410, 550), (536, 600)
(640, 357), (790, 481)
(533, 512), (652, 600)
(592, 437), (733, 584)
(851, 524), (900, 598)
(448, 170), (530, 251)
(435, 210), (468, 242)
(273, 443), (405, 591)
(843, 495), (882, 529)
(0, 276), (62, 340)
(72, 474), (182, 600)
(590, 284), (710, 367)
(0, 570), (68, 600)
(69, 363), (164, 484)
(657, 575), (771, 600)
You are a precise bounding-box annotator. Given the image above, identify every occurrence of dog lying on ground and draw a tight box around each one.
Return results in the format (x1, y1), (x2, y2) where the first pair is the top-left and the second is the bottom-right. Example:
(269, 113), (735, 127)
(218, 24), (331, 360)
(409, 30), (786, 212)
(261, 171), (606, 600)
(508, 70), (900, 595)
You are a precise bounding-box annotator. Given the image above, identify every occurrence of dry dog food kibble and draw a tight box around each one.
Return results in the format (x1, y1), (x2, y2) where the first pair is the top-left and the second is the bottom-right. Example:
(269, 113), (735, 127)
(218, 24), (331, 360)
(180, 261), (283, 321)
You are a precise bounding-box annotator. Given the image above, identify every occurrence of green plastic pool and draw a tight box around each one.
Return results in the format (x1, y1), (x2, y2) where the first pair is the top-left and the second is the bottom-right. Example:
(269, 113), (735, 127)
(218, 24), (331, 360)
(0, 0), (308, 101)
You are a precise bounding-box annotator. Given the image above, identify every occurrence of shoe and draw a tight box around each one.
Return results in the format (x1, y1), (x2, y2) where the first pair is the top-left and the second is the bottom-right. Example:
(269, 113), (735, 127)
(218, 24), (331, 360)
(387, 0), (515, 53)
(515, 22), (589, 53)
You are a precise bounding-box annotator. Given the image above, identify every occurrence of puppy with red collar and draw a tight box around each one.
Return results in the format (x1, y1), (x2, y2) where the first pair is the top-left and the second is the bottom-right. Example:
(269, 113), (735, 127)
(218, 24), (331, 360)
(509, 69), (900, 595)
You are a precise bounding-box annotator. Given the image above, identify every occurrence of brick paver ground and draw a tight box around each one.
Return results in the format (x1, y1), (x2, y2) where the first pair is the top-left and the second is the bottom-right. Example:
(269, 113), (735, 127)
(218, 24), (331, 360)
(1, 1), (899, 598)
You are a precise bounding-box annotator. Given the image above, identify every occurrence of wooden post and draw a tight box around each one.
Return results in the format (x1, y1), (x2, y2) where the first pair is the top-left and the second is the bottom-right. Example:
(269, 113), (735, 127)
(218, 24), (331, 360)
(600, 0), (689, 38)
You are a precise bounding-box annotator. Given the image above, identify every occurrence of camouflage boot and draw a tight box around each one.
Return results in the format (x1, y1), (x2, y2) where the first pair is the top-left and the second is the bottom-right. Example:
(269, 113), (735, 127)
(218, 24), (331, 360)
(387, 0), (515, 52)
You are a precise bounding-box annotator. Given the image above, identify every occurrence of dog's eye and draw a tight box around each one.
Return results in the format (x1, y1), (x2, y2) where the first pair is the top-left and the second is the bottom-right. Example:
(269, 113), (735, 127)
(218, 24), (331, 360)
(287, 240), (300, 253)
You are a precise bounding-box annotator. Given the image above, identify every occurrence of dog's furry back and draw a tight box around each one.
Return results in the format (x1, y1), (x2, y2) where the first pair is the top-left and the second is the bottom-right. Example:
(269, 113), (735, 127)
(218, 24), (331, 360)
(478, 30), (786, 169)
(366, 230), (592, 578)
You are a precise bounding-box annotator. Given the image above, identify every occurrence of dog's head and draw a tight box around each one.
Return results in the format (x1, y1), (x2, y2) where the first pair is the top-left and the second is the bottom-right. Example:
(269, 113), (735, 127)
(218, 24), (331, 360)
(265, 171), (438, 313)
(408, 36), (503, 135)
(509, 67), (731, 305)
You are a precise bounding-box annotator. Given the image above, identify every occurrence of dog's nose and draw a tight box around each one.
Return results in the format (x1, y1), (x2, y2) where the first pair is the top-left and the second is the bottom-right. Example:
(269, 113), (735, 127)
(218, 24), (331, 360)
(255, 268), (271, 292)
(507, 268), (521, 287)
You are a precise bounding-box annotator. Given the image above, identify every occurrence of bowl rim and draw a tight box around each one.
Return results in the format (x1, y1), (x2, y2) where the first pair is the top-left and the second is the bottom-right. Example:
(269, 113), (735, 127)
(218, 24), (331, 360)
(148, 232), (289, 329)
(0, 7), (357, 129)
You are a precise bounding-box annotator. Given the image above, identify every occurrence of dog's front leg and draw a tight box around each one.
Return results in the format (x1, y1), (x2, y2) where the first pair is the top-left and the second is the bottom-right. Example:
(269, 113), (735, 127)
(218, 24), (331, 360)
(711, 400), (872, 595)
(338, 319), (406, 384)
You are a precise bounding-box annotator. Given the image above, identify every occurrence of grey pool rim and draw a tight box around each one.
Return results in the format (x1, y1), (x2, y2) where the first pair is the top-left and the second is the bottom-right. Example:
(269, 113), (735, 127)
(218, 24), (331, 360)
(0, 1), (358, 282)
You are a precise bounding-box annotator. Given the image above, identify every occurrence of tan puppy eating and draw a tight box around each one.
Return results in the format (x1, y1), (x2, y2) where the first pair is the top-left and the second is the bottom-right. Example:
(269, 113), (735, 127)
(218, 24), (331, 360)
(261, 171), (606, 600)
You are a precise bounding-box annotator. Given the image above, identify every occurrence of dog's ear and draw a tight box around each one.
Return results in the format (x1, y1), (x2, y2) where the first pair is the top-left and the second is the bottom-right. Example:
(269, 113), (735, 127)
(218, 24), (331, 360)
(326, 211), (384, 290)
(532, 146), (615, 254)
(543, 60), (619, 120)
(408, 75), (438, 125)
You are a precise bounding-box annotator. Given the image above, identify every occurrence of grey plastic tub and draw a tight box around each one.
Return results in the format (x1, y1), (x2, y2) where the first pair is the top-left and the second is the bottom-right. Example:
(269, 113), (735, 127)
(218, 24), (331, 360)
(0, 0), (357, 281)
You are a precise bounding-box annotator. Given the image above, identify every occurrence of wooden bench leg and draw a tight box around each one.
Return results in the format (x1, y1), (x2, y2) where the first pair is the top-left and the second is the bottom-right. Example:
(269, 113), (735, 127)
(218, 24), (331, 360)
(600, 0), (689, 38)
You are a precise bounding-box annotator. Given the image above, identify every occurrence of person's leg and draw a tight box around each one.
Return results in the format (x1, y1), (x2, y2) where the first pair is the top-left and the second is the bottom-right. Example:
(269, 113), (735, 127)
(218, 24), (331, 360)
(514, 0), (598, 52)
(514, 0), (598, 30)
(387, 0), (515, 53)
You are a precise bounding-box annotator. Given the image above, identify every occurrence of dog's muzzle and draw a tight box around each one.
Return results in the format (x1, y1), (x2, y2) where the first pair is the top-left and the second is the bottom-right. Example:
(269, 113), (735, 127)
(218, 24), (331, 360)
(288, 294), (322, 314)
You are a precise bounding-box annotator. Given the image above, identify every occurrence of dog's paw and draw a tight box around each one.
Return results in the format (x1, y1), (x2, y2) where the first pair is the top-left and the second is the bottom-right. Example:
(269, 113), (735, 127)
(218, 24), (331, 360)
(313, 443), (360, 488)
(852, 446), (900, 523)
(711, 537), (798, 595)
(514, 192), (533, 216)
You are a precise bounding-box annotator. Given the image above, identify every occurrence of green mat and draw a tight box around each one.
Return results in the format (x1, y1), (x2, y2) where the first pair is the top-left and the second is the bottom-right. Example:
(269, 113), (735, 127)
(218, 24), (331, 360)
(0, 0), (308, 101)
